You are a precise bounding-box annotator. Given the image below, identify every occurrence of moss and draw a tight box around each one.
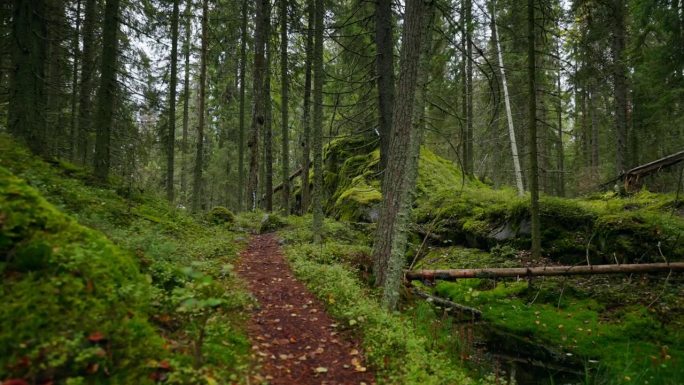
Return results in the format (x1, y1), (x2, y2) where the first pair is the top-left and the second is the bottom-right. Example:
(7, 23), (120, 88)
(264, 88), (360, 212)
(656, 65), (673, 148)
(0, 168), (164, 383)
(207, 206), (235, 225)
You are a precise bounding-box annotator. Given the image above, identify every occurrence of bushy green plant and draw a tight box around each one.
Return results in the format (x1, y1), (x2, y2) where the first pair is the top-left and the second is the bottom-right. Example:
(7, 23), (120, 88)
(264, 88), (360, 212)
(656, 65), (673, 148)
(207, 206), (235, 225)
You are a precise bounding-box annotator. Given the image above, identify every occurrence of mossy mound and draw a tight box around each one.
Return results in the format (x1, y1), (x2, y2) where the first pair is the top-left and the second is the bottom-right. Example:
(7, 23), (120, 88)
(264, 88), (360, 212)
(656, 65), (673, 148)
(321, 135), (684, 263)
(207, 206), (235, 224)
(0, 168), (164, 383)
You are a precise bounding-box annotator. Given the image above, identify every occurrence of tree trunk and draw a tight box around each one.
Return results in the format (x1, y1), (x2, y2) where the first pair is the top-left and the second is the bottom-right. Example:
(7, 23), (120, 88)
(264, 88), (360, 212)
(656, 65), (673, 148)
(181, 0), (192, 202)
(167, 0), (180, 203)
(78, 0), (96, 165)
(405, 263), (684, 280)
(93, 0), (121, 181)
(372, 0), (429, 309)
(311, 0), (324, 242)
(45, 0), (67, 157)
(8, 0), (47, 155)
(492, 1), (524, 195)
(300, 0), (314, 214)
(612, 0), (629, 173)
(264, 6), (273, 212)
(555, 36), (565, 197)
(192, 0), (209, 212)
(69, 0), (81, 161)
(527, 0), (541, 258)
(280, 0), (290, 214)
(237, 0), (248, 210)
(465, 0), (474, 176)
(375, 0), (395, 172)
(248, 0), (268, 210)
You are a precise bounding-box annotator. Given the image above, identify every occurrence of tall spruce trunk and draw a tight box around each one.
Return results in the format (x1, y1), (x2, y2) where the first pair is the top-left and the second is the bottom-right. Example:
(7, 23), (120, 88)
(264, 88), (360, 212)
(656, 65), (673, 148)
(248, 0), (268, 210)
(167, 0), (180, 203)
(78, 0), (96, 165)
(280, 0), (290, 214)
(311, 0), (324, 242)
(527, 0), (541, 258)
(372, 0), (429, 309)
(192, 0), (209, 212)
(375, 0), (395, 172)
(93, 0), (121, 181)
(181, 0), (192, 201)
(465, 0), (474, 176)
(612, 0), (629, 173)
(300, 0), (314, 214)
(237, 0), (248, 210)
(69, 0), (81, 161)
(264, 8), (273, 212)
(9, 0), (47, 155)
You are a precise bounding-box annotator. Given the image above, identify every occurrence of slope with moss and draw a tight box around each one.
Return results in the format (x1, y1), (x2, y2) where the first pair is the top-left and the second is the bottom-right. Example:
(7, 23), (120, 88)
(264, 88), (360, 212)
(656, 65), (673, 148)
(0, 135), (251, 384)
(323, 135), (684, 264)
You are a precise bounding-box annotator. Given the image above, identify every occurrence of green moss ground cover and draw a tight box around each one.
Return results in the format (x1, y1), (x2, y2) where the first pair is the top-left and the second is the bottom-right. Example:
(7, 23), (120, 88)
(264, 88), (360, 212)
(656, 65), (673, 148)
(0, 135), (251, 384)
(415, 246), (683, 384)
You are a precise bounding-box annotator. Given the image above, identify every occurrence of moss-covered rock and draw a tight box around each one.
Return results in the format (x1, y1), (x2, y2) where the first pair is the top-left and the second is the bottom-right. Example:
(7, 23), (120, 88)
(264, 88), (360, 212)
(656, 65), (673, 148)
(259, 213), (286, 234)
(207, 206), (235, 224)
(322, 134), (684, 263)
(0, 168), (164, 383)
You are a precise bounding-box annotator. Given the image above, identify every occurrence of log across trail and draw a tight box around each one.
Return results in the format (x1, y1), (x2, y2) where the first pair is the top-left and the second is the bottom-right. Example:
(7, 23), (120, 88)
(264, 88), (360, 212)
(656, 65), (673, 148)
(236, 234), (375, 385)
(405, 262), (684, 281)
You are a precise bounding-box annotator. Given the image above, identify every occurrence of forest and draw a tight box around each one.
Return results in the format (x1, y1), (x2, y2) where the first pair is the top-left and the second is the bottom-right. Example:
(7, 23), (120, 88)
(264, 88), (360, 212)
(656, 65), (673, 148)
(1, 0), (683, 384)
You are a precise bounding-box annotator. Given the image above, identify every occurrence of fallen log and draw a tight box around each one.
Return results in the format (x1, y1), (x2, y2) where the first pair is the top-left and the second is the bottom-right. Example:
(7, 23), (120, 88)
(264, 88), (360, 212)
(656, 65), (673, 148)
(405, 262), (684, 281)
(410, 288), (482, 319)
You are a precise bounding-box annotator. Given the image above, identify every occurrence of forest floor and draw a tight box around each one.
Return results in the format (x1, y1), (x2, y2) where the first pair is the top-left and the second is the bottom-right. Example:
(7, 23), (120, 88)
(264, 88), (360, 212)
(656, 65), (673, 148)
(237, 234), (375, 385)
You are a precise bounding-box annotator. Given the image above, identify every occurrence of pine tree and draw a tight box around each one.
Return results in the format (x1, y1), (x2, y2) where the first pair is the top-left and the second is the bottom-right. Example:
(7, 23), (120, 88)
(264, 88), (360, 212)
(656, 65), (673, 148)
(167, 0), (180, 202)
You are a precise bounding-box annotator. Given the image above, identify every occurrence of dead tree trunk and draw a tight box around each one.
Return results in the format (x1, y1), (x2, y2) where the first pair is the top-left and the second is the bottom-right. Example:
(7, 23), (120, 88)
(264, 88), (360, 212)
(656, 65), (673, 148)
(405, 262), (684, 281)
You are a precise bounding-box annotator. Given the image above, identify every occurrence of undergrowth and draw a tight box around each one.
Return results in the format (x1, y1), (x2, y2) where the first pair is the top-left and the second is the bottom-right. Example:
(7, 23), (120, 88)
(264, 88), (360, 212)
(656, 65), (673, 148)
(0, 135), (251, 384)
(279, 215), (494, 385)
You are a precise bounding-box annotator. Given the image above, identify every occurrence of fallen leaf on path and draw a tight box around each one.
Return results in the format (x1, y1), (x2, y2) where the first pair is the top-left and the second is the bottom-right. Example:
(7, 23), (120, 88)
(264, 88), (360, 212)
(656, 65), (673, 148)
(314, 367), (328, 373)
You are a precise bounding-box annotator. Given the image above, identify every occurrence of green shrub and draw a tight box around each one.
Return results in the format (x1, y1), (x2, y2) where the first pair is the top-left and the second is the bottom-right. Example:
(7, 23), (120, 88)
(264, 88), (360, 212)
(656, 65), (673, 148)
(207, 206), (235, 225)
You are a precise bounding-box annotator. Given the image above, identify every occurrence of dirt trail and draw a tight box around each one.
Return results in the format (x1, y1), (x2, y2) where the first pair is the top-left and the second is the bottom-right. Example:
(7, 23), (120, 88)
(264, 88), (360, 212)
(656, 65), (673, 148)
(236, 234), (375, 385)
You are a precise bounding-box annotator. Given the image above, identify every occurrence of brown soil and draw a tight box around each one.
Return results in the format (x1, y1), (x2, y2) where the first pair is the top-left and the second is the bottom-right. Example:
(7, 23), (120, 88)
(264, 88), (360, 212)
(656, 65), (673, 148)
(236, 234), (376, 385)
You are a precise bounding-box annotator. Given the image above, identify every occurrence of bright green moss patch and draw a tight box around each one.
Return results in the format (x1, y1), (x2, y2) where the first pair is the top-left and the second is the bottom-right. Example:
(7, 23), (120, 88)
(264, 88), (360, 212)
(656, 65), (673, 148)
(0, 168), (164, 383)
(432, 276), (683, 384)
(0, 135), (252, 384)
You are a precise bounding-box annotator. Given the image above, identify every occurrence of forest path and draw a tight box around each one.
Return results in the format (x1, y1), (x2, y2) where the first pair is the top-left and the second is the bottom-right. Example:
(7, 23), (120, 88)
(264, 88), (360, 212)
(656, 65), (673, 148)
(236, 234), (375, 385)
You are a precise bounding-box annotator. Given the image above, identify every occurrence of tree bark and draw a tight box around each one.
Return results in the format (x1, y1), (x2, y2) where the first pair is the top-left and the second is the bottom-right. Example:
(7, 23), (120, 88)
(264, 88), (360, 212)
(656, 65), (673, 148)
(167, 0), (180, 203)
(69, 0), (81, 161)
(280, 0), (290, 214)
(527, 0), (541, 258)
(181, 0), (192, 201)
(492, 1), (524, 196)
(312, 0), (324, 242)
(78, 0), (96, 165)
(264, 6), (273, 212)
(237, 0), (248, 210)
(300, 0), (314, 214)
(372, 0), (430, 309)
(465, 0), (474, 176)
(405, 263), (684, 280)
(375, 0), (395, 172)
(192, 0), (209, 212)
(612, 0), (629, 173)
(93, 0), (121, 181)
(248, 0), (269, 210)
(9, 0), (48, 155)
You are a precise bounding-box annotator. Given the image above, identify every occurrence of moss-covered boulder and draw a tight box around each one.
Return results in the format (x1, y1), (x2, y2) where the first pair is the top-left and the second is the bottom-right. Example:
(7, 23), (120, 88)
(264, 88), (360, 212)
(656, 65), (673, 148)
(322, 135), (684, 263)
(0, 168), (164, 383)
(259, 213), (286, 234)
(207, 206), (235, 224)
